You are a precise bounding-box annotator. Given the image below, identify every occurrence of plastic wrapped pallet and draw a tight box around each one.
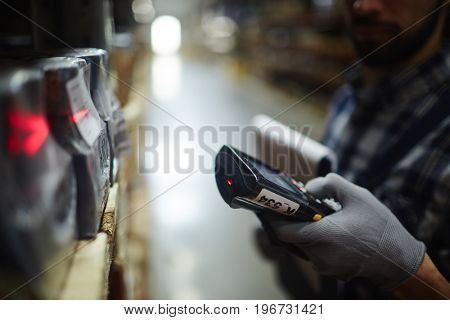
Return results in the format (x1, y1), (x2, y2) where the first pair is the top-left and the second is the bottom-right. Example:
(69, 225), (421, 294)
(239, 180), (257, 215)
(252, 114), (337, 183)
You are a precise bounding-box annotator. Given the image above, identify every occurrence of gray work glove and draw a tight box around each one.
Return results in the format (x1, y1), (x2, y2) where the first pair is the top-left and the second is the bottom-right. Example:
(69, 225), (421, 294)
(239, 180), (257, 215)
(257, 173), (426, 290)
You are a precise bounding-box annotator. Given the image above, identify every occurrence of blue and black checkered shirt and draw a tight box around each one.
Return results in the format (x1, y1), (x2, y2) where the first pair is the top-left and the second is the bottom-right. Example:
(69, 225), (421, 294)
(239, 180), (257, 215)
(323, 48), (450, 278)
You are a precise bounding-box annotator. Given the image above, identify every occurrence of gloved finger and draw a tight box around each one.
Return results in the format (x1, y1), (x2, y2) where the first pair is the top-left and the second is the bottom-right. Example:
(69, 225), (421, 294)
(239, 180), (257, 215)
(255, 210), (292, 237)
(256, 210), (320, 245)
(255, 211), (310, 260)
(304, 176), (332, 199)
(305, 173), (358, 205)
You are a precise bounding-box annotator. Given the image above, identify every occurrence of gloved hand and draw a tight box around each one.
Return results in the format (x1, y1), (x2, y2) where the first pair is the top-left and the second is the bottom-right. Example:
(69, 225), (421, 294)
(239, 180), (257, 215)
(257, 173), (426, 290)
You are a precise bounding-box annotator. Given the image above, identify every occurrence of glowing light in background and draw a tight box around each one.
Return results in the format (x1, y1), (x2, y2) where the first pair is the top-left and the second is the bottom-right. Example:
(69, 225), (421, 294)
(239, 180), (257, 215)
(153, 191), (201, 229)
(151, 55), (181, 100)
(151, 15), (182, 55)
(201, 15), (237, 53)
(132, 0), (155, 24)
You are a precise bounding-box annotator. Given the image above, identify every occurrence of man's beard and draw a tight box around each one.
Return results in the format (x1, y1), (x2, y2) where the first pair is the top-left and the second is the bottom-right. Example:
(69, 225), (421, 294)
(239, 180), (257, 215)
(350, 5), (443, 67)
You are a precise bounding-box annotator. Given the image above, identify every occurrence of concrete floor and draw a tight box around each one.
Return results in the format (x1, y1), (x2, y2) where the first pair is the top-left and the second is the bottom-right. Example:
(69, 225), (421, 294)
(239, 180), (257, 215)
(139, 54), (328, 299)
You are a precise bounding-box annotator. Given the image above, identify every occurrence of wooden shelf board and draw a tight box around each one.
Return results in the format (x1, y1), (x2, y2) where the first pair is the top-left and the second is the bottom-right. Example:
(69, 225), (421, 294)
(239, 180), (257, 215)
(59, 183), (119, 300)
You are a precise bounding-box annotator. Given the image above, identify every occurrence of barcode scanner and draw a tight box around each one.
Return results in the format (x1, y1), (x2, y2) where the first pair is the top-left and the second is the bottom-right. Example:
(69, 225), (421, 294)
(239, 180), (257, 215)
(215, 145), (341, 221)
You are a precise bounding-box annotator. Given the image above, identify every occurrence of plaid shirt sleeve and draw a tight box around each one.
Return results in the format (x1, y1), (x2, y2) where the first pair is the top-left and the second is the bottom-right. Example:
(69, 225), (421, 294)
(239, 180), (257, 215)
(375, 116), (450, 236)
(324, 79), (450, 277)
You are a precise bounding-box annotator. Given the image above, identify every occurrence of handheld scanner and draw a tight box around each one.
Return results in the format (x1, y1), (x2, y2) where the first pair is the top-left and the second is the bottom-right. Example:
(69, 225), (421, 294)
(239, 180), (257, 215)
(215, 145), (339, 221)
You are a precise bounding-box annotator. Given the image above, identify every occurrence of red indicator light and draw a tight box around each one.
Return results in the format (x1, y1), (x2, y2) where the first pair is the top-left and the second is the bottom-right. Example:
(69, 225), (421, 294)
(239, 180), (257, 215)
(226, 178), (233, 187)
(7, 110), (50, 156)
(70, 107), (89, 123)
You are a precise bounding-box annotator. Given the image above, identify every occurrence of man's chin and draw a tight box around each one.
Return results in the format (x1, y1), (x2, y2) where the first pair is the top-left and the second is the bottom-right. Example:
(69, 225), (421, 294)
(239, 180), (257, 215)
(352, 40), (414, 67)
(350, 5), (443, 68)
(355, 50), (406, 67)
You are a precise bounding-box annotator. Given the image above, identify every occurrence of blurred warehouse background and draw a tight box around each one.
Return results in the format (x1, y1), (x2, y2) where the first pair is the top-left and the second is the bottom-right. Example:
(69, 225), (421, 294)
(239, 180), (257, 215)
(0, 0), (355, 299)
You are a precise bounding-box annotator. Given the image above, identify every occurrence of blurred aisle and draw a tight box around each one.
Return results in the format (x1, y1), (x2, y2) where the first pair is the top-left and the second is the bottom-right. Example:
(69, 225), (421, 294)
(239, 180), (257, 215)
(141, 54), (327, 299)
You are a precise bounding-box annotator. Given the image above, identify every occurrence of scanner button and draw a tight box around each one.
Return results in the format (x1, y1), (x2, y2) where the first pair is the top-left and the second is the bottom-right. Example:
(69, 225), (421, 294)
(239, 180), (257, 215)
(312, 214), (323, 221)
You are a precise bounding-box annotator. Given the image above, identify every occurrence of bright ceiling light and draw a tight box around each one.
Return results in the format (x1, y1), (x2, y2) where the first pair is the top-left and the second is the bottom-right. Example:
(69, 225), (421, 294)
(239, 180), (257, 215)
(151, 15), (182, 55)
(132, 0), (155, 24)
